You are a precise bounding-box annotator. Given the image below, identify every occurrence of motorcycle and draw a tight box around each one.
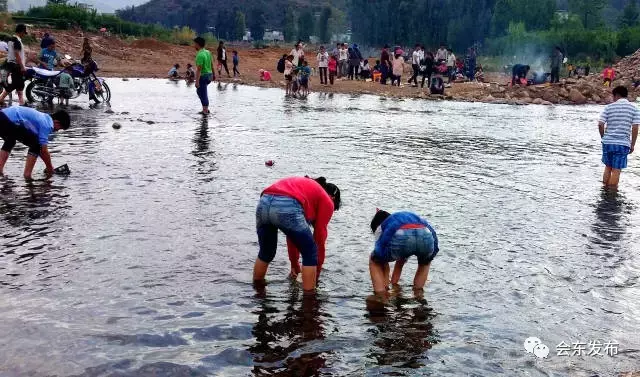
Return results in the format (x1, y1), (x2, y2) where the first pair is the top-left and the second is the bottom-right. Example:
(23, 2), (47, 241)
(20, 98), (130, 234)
(25, 57), (111, 104)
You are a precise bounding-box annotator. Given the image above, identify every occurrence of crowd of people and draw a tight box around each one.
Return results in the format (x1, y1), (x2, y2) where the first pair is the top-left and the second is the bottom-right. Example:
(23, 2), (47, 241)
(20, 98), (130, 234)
(272, 41), (483, 97)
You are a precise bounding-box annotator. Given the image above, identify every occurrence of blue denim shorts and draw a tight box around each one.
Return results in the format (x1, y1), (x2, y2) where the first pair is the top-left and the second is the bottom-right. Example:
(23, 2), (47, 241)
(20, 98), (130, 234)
(602, 143), (630, 170)
(372, 227), (437, 266)
(256, 194), (317, 266)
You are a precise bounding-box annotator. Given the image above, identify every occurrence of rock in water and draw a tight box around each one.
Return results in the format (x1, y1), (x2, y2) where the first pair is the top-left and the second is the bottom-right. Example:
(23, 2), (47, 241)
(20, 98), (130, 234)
(569, 89), (587, 104)
(112, 122), (122, 129)
(122, 78), (130, 81)
(146, 121), (155, 125)
(105, 109), (115, 114)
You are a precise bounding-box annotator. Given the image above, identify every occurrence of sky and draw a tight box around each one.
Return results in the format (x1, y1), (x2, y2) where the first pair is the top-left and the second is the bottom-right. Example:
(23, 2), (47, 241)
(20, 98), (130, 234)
(9, 0), (148, 13)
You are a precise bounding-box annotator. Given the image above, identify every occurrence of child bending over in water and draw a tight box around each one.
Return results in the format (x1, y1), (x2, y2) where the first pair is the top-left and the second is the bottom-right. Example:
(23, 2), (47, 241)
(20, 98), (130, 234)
(369, 209), (439, 295)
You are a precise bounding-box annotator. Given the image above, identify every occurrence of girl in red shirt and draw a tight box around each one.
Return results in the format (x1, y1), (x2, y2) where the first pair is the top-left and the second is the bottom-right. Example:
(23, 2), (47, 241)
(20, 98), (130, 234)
(253, 176), (341, 292)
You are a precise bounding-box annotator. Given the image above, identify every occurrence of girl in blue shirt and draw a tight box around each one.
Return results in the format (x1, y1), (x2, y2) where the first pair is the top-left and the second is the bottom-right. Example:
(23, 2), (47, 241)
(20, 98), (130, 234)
(369, 209), (439, 295)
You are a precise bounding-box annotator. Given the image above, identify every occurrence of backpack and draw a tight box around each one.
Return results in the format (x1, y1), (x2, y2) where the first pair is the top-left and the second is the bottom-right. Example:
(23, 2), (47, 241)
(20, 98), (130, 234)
(277, 58), (285, 74)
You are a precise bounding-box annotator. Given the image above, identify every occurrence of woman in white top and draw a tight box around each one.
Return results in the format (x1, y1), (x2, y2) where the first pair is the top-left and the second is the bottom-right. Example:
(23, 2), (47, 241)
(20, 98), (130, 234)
(290, 42), (305, 67)
(317, 46), (329, 85)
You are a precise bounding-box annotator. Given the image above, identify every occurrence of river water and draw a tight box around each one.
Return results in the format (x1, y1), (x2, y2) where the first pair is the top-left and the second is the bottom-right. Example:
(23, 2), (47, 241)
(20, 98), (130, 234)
(0, 79), (639, 377)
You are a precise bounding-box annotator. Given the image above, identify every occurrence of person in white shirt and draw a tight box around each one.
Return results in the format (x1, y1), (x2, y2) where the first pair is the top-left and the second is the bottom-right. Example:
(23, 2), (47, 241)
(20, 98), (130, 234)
(0, 24), (27, 105)
(290, 42), (305, 67)
(435, 43), (448, 63)
(0, 39), (8, 52)
(446, 49), (456, 84)
(408, 44), (422, 87)
(360, 59), (371, 80)
(339, 43), (349, 79)
(317, 46), (329, 85)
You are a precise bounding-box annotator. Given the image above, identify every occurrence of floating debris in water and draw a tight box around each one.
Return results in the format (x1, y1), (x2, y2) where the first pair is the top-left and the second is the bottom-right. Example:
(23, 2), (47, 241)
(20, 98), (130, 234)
(112, 122), (122, 129)
(146, 120), (155, 125)
(122, 78), (130, 81)
(265, 160), (275, 167)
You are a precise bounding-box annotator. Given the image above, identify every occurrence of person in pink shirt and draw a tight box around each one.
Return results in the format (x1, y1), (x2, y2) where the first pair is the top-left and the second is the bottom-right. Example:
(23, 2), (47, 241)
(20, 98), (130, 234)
(253, 176), (341, 292)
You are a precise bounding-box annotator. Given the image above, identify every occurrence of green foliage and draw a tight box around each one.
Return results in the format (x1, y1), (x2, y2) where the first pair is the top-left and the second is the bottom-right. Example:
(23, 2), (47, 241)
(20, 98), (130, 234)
(234, 11), (246, 41)
(25, 3), (197, 45)
(568, 0), (605, 29)
(249, 6), (266, 41)
(616, 25), (640, 55)
(619, 0), (640, 28)
(318, 7), (332, 43)
(297, 10), (313, 42)
(283, 7), (296, 42)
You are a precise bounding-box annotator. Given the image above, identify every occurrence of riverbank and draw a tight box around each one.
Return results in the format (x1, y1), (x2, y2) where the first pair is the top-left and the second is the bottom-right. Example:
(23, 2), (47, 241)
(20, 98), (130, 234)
(14, 29), (638, 105)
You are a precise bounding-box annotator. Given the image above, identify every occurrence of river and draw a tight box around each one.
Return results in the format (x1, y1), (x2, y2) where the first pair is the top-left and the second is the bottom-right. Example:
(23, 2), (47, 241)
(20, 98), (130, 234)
(0, 79), (639, 376)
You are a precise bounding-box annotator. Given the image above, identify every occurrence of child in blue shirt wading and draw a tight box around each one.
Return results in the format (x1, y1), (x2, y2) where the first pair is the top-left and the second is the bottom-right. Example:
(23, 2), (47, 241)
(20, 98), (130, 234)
(369, 210), (439, 295)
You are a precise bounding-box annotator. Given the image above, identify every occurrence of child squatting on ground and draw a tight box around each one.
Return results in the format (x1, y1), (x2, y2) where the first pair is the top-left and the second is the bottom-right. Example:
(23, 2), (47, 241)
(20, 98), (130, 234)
(369, 210), (439, 296)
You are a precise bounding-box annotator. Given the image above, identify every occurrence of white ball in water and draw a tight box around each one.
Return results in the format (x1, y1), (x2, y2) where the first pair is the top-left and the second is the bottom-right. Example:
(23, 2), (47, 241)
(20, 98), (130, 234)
(112, 122), (122, 129)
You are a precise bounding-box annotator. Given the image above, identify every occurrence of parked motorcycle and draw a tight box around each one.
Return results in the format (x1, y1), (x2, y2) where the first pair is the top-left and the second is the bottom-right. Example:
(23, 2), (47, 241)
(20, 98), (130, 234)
(25, 58), (111, 104)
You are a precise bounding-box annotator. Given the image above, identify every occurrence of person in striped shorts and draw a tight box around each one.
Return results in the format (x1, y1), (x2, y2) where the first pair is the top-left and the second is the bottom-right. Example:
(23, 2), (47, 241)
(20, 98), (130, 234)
(598, 86), (640, 187)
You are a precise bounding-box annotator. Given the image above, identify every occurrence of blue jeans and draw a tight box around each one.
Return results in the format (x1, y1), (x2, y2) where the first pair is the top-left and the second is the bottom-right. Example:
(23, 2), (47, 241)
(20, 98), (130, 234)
(372, 228), (437, 265)
(256, 194), (318, 266)
(197, 74), (212, 106)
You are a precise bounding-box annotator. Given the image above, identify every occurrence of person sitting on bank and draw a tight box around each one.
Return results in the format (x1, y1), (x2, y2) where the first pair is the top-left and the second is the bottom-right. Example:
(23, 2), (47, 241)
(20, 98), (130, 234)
(185, 64), (195, 82)
(0, 107), (71, 179)
(360, 59), (371, 80)
(168, 63), (180, 79)
(369, 209), (439, 295)
(511, 64), (530, 86)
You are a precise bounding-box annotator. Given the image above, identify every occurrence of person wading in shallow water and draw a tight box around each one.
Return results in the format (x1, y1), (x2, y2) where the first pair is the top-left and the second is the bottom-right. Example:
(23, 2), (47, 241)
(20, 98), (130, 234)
(0, 107), (70, 179)
(369, 210), (439, 296)
(253, 176), (341, 293)
(598, 86), (640, 188)
(194, 37), (215, 115)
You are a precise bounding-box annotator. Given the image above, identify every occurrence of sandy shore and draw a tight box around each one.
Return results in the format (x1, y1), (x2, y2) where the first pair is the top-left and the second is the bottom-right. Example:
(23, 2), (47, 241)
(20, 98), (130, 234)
(18, 29), (634, 105)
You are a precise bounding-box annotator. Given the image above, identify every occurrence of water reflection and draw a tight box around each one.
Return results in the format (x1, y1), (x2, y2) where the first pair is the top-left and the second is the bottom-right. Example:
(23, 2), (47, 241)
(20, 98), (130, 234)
(191, 116), (218, 180)
(250, 285), (329, 376)
(366, 290), (438, 369)
(0, 177), (68, 287)
(590, 188), (632, 251)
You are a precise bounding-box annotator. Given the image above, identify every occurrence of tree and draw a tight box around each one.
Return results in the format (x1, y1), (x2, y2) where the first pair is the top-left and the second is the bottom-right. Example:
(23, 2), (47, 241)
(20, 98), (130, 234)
(297, 10), (314, 42)
(249, 6), (266, 41)
(568, 0), (605, 29)
(283, 7), (296, 42)
(318, 7), (332, 43)
(234, 11), (246, 41)
(619, 0), (640, 28)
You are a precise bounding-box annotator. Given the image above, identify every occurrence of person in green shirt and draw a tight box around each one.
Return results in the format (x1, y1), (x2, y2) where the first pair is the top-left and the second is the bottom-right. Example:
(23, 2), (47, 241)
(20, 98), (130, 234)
(58, 66), (74, 106)
(194, 37), (215, 115)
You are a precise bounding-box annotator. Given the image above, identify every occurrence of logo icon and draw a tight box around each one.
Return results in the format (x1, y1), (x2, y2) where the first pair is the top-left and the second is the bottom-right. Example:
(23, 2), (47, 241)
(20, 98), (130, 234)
(524, 337), (549, 359)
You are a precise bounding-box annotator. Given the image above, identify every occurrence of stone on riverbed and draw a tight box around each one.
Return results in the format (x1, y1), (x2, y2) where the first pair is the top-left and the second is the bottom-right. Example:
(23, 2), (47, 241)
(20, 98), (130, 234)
(569, 89), (588, 104)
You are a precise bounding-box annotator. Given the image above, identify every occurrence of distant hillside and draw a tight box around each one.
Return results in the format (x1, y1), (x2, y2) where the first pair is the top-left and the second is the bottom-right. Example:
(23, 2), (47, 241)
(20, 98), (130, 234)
(9, 0), (147, 13)
(117, 0), (347, 33)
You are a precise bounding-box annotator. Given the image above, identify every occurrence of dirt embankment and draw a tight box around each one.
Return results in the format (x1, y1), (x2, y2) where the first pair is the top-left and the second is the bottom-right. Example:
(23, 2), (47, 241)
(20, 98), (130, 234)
(15, 28), (640, 105)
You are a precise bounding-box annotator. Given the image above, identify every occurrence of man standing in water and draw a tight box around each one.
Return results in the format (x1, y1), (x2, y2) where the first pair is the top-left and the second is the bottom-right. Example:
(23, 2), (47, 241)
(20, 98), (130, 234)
(194, 37), (215, 115)
(599, 86), (640, 187)
(0, 107), (71, 179)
